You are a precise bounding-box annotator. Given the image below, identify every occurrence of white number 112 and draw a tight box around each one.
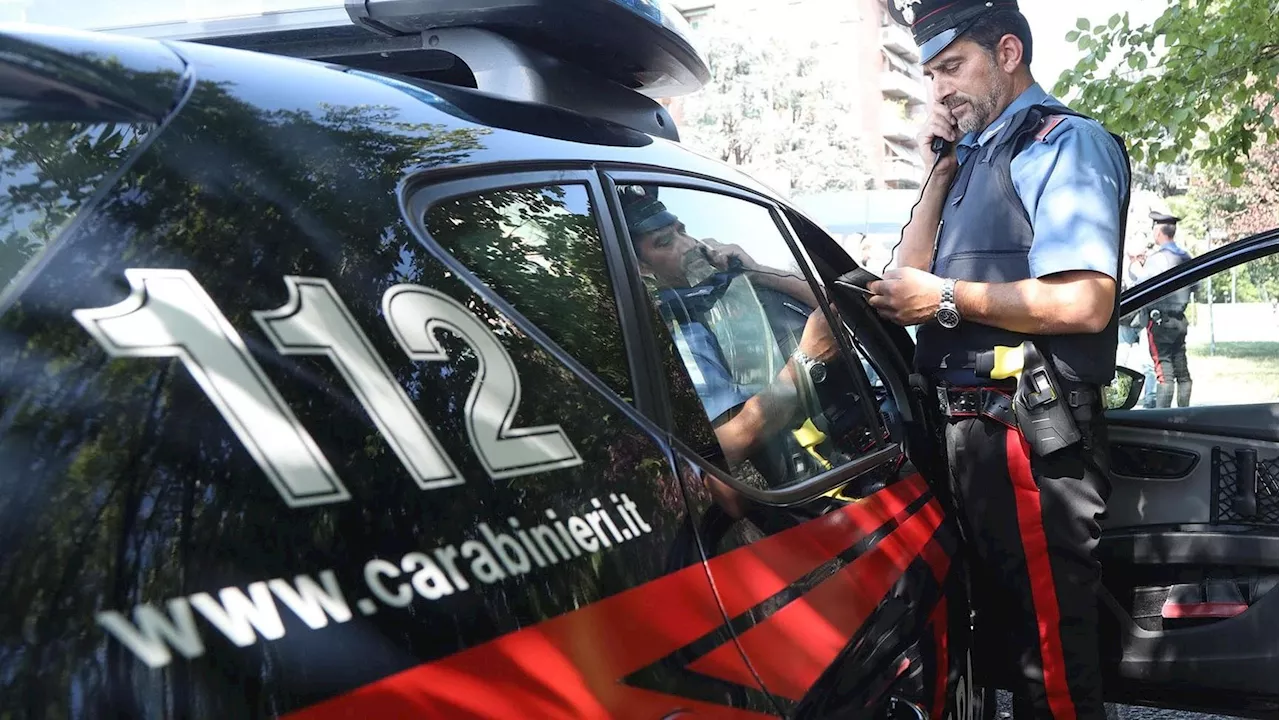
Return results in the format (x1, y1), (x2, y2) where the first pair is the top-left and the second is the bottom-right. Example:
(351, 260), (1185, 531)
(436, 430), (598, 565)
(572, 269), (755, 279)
(73, 269), (582, 508)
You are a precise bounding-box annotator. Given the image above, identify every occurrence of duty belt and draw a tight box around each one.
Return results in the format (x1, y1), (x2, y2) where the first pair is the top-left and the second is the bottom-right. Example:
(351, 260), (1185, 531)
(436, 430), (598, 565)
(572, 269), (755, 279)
(936, 385), (1100, 429)
(937, 387), (1016, 430)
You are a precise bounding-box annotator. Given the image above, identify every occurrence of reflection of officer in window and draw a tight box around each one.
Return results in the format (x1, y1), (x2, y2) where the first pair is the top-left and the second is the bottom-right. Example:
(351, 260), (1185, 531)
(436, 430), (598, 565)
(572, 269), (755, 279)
(1136, 211), (1194, 407)
(619, 185), (837, 470)
(869, 3), (1130, 719)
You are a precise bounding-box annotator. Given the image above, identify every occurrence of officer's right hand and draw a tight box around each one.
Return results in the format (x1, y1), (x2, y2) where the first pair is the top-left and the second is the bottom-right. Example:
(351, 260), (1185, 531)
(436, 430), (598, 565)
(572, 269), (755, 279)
(918, 101), (960, 175)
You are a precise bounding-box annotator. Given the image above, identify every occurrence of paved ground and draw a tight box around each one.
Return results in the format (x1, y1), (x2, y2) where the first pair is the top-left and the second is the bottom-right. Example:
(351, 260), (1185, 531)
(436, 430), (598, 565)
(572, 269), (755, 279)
(994, 691), (1247, 720)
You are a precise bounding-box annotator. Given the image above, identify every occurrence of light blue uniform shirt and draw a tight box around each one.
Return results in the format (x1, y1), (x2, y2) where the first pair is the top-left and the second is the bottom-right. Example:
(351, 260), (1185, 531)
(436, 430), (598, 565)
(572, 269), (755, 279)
(955, 83), (1130, 280)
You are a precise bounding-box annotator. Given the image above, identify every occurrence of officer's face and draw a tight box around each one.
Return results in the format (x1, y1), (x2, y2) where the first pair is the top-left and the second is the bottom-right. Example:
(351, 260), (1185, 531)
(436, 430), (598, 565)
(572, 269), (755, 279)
(924, 38), (1013, 135)
(636, 220), (699, 288)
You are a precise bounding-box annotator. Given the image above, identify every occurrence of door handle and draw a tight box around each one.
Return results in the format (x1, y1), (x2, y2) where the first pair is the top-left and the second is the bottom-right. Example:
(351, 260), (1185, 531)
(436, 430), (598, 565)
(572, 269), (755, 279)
(1234, 448), (1258, 518)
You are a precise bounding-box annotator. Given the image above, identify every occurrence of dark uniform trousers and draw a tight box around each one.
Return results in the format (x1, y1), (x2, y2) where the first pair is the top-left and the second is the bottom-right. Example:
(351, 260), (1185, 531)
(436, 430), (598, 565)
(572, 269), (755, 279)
(1147, 313), (1192, 408)
(945, 391), (1110, 720)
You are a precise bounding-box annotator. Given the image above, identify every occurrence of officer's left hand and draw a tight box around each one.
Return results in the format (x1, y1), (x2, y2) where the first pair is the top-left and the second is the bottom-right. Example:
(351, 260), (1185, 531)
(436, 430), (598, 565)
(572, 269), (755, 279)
(866, 267), (946, 326)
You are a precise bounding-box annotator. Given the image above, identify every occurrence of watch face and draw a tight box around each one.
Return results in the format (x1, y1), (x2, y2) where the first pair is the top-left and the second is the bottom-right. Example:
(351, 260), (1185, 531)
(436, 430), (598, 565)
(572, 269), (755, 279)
(936, 307), (961, 329)
(809, 362), (828, 384)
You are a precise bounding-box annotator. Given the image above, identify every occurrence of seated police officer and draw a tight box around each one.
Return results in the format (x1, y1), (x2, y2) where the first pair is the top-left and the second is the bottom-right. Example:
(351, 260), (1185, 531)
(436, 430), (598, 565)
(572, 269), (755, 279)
(618, 185), (839, 474)
(870, 3), (1130, 720)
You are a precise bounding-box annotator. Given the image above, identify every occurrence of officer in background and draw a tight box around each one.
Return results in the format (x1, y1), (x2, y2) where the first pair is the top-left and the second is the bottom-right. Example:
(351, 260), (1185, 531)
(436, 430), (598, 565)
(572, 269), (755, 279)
(1136, 211), (1194, 407)
(870, 2), (1130, 719)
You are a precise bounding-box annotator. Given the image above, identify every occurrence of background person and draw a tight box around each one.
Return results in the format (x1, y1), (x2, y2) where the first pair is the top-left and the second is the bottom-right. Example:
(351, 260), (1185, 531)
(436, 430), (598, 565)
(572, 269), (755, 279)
(1134, 211), (1194, 407)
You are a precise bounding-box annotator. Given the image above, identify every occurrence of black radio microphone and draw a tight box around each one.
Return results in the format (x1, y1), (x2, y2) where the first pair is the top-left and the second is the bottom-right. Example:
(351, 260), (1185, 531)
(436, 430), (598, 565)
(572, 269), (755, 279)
(931, 136), (953, 157)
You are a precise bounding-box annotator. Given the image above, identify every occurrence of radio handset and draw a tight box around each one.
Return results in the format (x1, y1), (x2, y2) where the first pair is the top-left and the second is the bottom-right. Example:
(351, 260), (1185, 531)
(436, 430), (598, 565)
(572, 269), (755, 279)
(931, 136), (953, 158)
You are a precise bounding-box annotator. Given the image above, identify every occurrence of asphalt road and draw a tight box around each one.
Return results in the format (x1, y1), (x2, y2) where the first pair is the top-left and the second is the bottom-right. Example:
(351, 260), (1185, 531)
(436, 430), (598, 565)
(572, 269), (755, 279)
(994, 692), (1248, 720)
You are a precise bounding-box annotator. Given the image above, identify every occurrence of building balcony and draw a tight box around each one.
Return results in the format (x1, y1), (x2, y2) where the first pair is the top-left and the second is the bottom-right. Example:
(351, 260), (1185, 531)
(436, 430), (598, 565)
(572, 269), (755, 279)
(883, 156), (923, 187)
(881, 110), (916, 142)
(880, 24), (919, 61)
(880, 70), (926, 103)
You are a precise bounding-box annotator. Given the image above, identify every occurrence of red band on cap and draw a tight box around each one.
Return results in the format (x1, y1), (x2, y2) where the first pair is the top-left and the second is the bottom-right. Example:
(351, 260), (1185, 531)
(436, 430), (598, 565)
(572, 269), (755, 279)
(912, 1), (962, 27)
(913, 2), (1019, 28)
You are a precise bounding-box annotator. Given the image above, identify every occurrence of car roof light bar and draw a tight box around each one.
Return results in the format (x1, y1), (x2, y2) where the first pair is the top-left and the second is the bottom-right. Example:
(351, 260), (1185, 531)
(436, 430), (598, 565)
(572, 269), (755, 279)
(59, 0), (708, 142)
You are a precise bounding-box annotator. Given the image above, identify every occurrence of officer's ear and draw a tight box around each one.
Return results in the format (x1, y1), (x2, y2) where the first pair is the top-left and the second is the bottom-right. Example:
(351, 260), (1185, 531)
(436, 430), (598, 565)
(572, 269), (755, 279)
(994, 33), (1025, 74)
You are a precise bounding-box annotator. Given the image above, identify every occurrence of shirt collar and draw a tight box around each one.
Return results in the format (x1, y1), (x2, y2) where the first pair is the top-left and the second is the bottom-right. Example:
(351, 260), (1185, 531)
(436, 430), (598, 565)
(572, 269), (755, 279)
(959, 83), (1055, 150)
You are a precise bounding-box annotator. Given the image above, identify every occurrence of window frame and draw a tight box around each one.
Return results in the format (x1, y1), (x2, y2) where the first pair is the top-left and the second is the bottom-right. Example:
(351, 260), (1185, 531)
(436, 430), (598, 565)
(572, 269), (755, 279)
(599, 167), (897, 505)
(401, 168), (670, 419)
(1119, 229), (1278, 316)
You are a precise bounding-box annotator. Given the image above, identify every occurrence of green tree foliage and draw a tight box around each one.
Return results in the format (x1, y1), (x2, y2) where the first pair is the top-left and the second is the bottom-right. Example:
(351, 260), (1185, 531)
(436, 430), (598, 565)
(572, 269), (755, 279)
(679, 9), (871, 195)
(1055, 0), (1279, 179)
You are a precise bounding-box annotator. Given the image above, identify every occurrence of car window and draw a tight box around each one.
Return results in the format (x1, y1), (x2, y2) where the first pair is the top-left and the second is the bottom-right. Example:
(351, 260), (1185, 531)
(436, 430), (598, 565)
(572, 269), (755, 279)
(423, 184), (632, 401)
(0, 120), (151, 296)
(1119, 251), (1278, 409)
(616, 184), (883, 491)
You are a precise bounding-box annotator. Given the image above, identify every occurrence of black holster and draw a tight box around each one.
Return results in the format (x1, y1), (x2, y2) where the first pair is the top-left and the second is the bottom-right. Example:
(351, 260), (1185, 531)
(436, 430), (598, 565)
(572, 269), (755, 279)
(1012, 342), (1083, 456)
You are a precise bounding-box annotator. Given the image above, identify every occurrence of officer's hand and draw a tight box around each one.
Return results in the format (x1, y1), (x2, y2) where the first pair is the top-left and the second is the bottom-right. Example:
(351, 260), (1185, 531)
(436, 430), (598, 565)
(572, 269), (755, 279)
(866, 267), (946, 326)
(918, 101), (960, 176)
(797, 307), (839, 362)
(701, 238), (760, 273)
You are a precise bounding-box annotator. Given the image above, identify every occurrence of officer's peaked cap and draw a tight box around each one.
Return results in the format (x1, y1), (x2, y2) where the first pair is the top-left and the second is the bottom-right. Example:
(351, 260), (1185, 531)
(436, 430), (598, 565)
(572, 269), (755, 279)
(887, 0), (1022, 64)
(1149, 211), (1181, 225)
(619, 185), (679, 240)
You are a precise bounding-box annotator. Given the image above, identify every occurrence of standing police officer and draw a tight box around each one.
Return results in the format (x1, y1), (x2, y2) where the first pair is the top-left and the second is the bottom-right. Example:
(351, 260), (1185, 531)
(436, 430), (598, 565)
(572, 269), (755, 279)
(1137, 211), (1194, 407)
(869, 2), (1131, 719)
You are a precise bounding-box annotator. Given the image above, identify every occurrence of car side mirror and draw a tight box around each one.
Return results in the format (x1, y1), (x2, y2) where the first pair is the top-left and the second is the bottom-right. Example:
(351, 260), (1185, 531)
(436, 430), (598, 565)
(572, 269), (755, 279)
(1104, 367), (1145, 411)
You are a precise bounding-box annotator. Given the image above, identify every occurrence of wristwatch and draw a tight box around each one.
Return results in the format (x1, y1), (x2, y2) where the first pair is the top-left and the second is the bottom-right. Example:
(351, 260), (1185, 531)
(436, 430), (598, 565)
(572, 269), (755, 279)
(792, 348), (828, 385)
(936, 278), (961, 329)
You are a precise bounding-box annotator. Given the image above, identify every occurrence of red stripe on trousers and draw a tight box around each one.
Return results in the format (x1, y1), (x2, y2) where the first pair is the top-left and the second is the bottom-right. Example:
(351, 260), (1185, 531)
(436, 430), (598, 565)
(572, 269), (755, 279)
(929, 597), (949, 720)
(1146, 321), (1165, 383)
(1005, 430), (1077, 720)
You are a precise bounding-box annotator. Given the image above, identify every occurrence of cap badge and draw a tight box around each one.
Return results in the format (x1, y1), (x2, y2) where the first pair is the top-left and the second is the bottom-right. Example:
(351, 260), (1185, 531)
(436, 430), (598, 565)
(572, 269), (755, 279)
(894, 0), (923, 24)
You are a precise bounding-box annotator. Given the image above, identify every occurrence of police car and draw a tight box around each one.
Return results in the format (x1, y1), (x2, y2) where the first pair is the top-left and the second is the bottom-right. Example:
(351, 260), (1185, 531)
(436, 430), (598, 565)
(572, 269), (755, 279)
(0, 1), (1274, 717)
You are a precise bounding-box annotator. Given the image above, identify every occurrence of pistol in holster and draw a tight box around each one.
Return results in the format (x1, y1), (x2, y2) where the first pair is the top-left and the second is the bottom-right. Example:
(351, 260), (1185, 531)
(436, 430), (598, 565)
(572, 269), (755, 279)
(976, 341), (1082, 456)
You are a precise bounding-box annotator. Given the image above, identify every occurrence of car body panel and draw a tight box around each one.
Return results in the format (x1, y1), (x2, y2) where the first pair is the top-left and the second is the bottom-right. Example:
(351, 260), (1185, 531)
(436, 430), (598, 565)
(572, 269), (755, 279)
(0, 26), (964, 719)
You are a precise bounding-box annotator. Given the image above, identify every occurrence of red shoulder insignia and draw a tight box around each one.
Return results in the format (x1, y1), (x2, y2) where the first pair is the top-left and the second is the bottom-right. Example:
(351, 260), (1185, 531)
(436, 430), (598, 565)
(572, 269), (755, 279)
(1035, 115), (1068, 142)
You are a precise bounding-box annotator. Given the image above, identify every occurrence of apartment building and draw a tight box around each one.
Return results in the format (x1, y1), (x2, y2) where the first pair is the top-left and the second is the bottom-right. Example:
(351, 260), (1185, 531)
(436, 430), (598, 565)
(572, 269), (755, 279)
(669, 0), (928, 190)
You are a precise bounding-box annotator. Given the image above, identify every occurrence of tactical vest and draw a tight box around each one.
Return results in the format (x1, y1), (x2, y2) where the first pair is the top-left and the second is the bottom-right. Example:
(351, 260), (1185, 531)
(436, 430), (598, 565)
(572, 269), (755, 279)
(915, 104), (1131, 386)
(1147, 245), (1193, 314)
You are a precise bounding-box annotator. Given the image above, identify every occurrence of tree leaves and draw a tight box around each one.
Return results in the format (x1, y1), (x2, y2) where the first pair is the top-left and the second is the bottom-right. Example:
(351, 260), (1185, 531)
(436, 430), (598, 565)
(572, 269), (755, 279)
(678, 9), (873, 194)
(1056, 0), (1279, 179)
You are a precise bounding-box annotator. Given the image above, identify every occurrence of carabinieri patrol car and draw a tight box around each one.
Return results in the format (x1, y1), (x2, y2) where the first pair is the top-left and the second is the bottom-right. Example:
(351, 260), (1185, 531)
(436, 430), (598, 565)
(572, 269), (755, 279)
(0, 1), (1275, 718)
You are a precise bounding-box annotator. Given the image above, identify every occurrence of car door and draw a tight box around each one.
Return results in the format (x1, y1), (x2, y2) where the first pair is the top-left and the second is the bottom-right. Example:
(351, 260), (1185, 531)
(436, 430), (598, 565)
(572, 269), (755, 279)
(1100, 228), (1278, 718)
(600, 172), (970, 720)
(0, 38), (769, 718)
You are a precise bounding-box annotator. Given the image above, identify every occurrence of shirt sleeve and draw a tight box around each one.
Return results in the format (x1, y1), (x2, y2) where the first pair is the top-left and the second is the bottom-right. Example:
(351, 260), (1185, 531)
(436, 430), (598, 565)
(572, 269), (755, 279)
(672, 322), (753, 423)
(1014, 119), (1129, 280)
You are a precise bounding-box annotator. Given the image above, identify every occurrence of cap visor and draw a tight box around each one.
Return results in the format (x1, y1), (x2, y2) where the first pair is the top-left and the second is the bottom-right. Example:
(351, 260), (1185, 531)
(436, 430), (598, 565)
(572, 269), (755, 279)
(631, 210), (679, 236)
(920, 27), (959, 64)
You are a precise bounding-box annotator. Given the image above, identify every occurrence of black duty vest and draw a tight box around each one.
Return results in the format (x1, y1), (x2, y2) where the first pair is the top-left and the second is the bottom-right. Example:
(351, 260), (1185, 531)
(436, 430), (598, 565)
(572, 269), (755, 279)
(915, 104), (1131, 387)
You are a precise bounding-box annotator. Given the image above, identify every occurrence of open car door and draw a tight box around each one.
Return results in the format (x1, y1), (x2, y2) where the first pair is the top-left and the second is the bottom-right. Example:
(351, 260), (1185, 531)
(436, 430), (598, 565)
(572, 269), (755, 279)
(1099, 228), (1278, 717)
